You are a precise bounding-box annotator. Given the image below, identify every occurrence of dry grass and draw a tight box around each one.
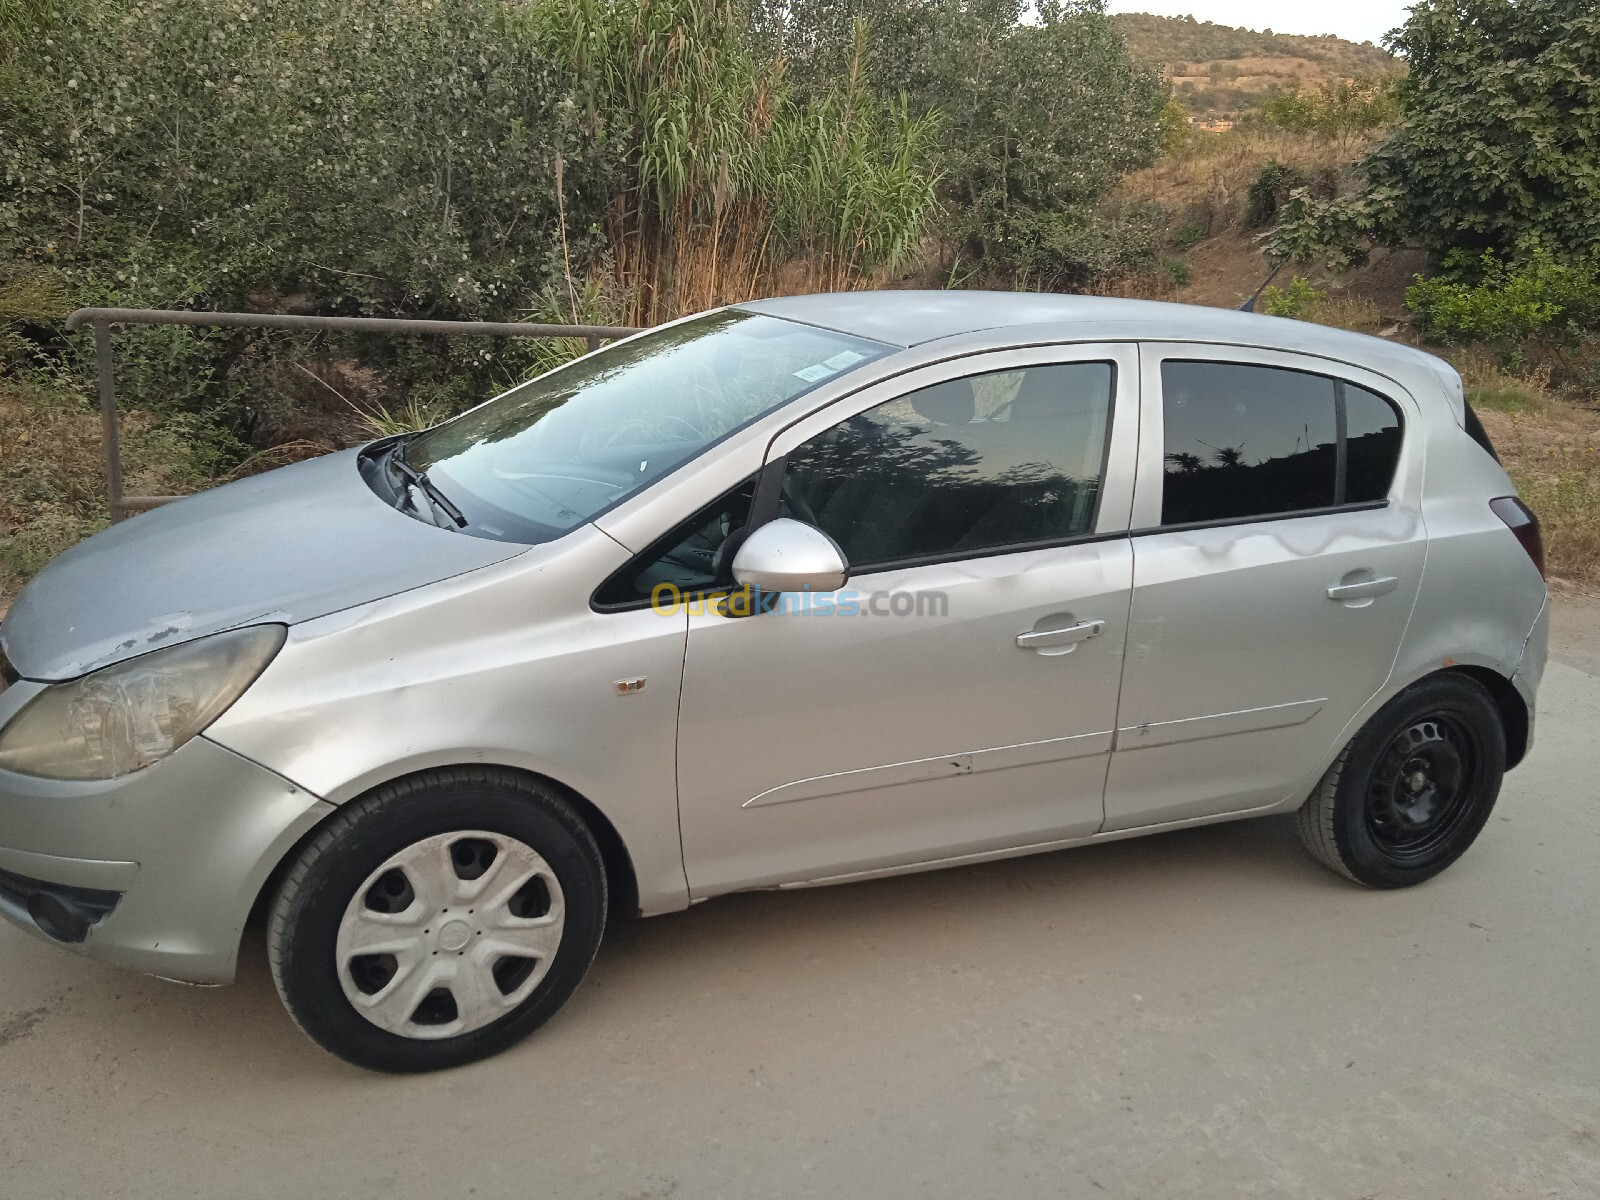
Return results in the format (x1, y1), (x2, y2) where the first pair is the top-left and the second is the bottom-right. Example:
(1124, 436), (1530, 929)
(1452, 351), (1557, 415)
(1117, 128), (1382, 234)
(1470, 384), (1600, 586)
(1, 385), (113, 590)
(1305, 294), (1388, 336)
(1168, 54), (1324, 85)
(1454, 353), (1600, 585)
(0, 380), (240, 604)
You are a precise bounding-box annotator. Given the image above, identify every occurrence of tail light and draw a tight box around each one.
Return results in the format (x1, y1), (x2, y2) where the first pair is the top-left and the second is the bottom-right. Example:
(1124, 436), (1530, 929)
(1489, 496), (1545, 579)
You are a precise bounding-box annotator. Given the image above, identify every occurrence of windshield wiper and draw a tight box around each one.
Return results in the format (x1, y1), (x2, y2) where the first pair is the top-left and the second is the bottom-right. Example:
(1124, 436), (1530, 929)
(388, 441), (468, 529)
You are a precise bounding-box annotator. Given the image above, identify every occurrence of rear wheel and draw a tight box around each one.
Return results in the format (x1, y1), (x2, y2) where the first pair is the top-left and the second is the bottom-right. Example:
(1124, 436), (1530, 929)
(268, 768), (606, 1072)
(1297, 675), (1506, 888)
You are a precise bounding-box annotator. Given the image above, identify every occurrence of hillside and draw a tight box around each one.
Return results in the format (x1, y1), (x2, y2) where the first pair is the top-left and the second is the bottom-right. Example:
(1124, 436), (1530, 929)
(1113, 13), (1400, 121)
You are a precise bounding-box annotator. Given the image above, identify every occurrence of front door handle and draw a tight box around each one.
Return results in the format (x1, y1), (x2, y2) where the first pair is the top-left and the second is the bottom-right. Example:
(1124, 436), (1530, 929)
(1016, 620), (1104, 650)
(1327, 575), (1399, 601)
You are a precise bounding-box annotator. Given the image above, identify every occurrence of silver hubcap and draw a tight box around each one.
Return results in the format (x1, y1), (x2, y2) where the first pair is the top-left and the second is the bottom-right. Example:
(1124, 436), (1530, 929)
(336, 830), (565, 1040)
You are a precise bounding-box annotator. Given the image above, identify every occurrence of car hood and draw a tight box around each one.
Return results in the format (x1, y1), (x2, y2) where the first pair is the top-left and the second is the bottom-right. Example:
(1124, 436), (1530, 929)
(1, 448), (525, 680)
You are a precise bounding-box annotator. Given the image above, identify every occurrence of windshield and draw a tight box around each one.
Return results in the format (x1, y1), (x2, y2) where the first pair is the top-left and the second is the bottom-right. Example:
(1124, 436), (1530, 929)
(401, 310), (891, 543)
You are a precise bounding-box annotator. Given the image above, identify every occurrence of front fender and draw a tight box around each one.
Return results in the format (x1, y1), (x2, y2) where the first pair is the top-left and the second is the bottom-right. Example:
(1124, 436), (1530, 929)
(206, 528), (693, 916)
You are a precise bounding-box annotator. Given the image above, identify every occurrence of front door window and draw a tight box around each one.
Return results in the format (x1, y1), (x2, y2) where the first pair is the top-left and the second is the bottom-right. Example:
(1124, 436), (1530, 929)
(783, 362), (1116, 569)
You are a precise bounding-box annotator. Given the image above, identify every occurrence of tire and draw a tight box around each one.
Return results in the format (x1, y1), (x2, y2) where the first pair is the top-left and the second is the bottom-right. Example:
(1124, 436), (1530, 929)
(268, 768), (606, 1072)
(1296, 674), (1507, 888)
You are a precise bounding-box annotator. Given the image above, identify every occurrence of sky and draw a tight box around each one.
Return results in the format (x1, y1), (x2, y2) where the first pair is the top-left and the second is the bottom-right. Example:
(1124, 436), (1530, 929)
(1104, 2), (1414, 48)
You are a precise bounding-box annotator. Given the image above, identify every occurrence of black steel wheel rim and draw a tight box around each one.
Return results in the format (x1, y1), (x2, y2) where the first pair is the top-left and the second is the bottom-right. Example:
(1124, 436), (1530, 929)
(1365, 714), (1481, 861)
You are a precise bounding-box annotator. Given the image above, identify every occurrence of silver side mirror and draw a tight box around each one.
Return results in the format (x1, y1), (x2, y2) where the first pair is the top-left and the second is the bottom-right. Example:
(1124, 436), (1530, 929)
(731, 518), (849, 594)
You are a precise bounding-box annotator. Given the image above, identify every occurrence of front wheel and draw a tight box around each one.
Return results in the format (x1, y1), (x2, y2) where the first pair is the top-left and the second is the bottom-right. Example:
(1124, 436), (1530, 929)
(268, 768), (607, 1072)
(1297, 674), (1507, 888)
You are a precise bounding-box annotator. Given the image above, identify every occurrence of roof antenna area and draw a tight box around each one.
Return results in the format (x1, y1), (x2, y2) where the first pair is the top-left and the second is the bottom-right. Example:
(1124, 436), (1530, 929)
(1240, 259), (1289, 313)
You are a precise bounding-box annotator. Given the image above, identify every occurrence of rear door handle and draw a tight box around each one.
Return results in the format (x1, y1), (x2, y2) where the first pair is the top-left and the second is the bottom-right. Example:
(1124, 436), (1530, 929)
(1327, 576), (1399, 601)
(1016, 620), (1104, 649)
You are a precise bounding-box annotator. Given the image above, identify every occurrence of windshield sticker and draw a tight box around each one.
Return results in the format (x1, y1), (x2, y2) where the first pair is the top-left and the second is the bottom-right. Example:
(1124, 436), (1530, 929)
(793, 349), (868, 383)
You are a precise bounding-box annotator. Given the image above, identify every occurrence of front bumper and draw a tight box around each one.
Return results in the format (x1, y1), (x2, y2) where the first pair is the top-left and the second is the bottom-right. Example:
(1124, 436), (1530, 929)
(0, 694), (333, 983)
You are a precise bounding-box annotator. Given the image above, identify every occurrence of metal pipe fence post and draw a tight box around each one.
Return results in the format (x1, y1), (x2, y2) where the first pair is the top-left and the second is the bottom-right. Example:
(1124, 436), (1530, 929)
(93, 319), (125, 523)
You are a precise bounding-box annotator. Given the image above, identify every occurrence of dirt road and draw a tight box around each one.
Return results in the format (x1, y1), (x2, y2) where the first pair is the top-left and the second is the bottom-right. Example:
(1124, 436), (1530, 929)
(2, 601), (1598, 1199)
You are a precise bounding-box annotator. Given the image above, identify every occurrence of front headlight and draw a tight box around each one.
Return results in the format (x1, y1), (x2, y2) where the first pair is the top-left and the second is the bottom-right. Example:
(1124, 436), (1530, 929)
(0, 625), (285, 781)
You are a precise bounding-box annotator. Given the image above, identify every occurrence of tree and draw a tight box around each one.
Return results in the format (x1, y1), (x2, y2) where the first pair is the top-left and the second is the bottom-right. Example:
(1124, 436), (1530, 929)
(754, 1), (1167, 281)
(1365, 0), (1600, 258)
(1252, 76), (1400, 139)
(929, 0), (1166, 254)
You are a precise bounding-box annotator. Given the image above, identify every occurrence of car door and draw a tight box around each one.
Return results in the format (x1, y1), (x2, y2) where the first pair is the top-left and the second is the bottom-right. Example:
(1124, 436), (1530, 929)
(664, 344), (1140, 897)
(1102, 344), (1425, 831)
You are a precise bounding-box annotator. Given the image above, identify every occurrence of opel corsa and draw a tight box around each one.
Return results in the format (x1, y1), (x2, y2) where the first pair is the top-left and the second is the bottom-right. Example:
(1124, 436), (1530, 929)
(0, 294), (1549, 1071)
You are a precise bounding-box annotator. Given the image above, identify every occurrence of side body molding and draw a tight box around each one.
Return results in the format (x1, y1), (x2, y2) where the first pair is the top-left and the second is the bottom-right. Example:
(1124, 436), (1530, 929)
(1114, 698), (1326, 751)
(743, 730), (1116, 809)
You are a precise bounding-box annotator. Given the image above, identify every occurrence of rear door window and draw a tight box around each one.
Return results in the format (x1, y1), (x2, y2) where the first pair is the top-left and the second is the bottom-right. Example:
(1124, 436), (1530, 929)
(1159, 361), (1402, 526)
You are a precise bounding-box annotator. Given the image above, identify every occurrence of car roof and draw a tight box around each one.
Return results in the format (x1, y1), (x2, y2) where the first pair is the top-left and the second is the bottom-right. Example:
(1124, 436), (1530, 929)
(737, 290), (1447, 383)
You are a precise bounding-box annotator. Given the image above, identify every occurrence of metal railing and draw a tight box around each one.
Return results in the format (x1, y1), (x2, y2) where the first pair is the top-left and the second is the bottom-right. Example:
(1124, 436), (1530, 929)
(64, 308), (643, 521)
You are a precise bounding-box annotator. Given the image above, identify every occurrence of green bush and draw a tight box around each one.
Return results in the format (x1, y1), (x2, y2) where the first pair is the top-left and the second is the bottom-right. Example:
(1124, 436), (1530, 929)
(0, 0), (612, 439)
(0, 0), (942, 435)
(0, 0), (949, 595)
(1406, 249), (1600, 344)
(1158, 96), (1194, 157)
(988, 202), (1169, 293)
(1246, 161), (1311, 229)
(1251, 76), (1400, 138)
(1258, 276), (1325, 320)
(928, 1), (1166, 274)
(1261, 185), (1405, 270)
(1255, 2), (1600, 274)
(1171, 216), (1206, 251)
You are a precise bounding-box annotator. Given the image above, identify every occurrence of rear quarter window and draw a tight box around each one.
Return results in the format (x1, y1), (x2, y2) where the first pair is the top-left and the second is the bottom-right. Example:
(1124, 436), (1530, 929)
(1342, 383), (1404, 503)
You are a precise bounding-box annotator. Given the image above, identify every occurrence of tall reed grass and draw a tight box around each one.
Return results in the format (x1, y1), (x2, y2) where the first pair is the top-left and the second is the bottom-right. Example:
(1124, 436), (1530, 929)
(549, 0), (939, 325)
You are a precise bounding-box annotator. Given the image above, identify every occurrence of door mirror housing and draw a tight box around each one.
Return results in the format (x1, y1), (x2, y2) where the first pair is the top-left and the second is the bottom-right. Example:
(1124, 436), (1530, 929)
(731, 518), (849, 594)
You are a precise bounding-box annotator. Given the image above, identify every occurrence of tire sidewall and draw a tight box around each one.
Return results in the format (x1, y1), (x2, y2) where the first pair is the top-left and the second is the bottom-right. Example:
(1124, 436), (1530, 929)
(1332, 676), (1507, 888)
(275, 778), (606, 1073)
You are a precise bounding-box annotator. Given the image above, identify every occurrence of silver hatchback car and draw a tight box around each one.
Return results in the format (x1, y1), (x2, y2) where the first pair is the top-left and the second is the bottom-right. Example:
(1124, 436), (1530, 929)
(0, 293), (1548, 1071)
